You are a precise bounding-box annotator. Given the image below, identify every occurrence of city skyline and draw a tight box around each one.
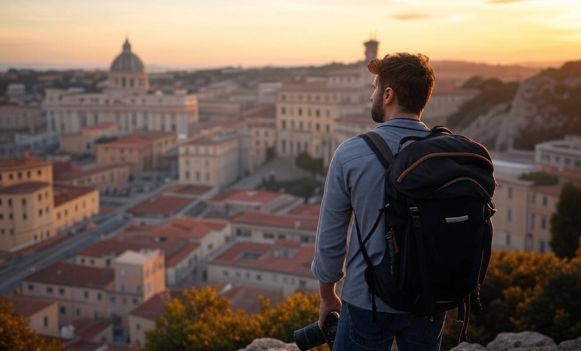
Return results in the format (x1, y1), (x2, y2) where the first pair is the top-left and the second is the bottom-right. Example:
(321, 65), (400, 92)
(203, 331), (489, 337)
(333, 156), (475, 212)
(1, 0), (580, 70)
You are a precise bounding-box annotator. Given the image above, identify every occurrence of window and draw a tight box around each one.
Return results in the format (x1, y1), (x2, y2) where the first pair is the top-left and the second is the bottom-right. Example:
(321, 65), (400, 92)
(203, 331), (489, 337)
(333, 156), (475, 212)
(507, 208), (512, 222)
(46, 287), (53, 294)
(28, 284), (34, 291)
(84, 291), (89, 299)
(542, 196), (548, 206)
(43, 316), (48, 327)
(59, 288), (65, 296)
(60, 306), (66, 315)
(506, 233), (511, 246)
(508, 187), (513, 199)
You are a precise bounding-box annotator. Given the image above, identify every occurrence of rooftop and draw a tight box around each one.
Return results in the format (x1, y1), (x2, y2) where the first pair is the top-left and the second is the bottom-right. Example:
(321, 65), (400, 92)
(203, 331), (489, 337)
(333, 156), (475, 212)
(70, 318), (112, 341)
(53, 185), (97, 207)
(209, 189), (286, 206)
(128, 217), (228, 241)
(115, 250), (161, 265)
(0, 181), (50, 194)
(0, 155), (49, 171)
(231, 211), (318, 232)
(1, 295), (56, 317)
(280, 81), (359, 93)
(24, 262), (114, 290)
(53, 162), (129, 182)
(128, 195), (192, 217)
(288, 204), (321, 218)
(98, 131), (174, 149)
(211, 241), (315, 278)
(164, 184), (213, 197)
(77, 238), (157, 258)
(129, 290), (173, 321)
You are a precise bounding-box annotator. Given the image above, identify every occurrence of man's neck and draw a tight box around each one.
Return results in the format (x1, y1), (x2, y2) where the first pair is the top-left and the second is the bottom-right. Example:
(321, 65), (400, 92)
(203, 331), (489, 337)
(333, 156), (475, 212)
(383, 113), (420, 122)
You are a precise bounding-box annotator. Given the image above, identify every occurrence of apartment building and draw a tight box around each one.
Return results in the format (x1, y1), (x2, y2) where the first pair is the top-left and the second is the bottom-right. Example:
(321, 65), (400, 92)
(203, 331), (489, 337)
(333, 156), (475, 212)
(208, 240), (317, 296)
(59, 122), (120, 157)
(231, 211), (318, 244)
(1, 295), (60, 337)
(207, 189), (300, 217)
(53, 162), (131, 195)
(0, 155), (99, 252)
(96, 131), (176, 179)
(0, 104), (45, 134)
(535, 136), (581, 171)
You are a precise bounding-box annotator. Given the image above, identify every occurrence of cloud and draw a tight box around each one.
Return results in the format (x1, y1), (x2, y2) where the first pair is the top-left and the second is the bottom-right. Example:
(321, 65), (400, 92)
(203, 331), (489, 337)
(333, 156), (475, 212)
(390, 13), (432, 21)
(486, 0), (524, 4)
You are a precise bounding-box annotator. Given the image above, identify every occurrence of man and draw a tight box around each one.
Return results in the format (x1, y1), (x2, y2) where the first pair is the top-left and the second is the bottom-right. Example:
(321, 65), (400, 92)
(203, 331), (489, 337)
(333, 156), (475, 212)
(311, 53), (446, 351)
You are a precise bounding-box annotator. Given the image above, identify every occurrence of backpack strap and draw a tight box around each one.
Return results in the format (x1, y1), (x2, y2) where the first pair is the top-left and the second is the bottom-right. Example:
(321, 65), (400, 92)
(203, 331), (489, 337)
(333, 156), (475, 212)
(360, 131), (394, 169)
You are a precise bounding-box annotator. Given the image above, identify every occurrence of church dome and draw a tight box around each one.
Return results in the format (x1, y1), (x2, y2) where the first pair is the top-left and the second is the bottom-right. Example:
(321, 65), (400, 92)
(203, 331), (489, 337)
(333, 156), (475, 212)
(110, 39), (145, 73)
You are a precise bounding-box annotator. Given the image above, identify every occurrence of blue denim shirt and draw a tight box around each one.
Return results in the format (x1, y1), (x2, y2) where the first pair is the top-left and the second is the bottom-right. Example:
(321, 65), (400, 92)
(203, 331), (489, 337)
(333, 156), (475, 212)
(311, 118), (430, 312)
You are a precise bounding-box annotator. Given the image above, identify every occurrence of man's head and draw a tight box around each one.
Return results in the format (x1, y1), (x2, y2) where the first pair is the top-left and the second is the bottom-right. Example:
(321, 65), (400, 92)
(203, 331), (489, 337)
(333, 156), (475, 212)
(368, 53), (435, 123)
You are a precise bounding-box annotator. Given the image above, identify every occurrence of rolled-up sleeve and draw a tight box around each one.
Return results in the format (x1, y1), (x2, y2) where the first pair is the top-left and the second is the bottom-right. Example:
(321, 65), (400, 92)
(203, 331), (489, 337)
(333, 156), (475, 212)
(311, 146), (352, 283)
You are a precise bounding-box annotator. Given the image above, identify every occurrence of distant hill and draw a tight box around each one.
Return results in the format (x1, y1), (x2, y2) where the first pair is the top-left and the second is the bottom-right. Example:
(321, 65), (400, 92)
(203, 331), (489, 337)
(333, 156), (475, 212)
(454, 60), (581, 150)
(431, 60), (540, 83)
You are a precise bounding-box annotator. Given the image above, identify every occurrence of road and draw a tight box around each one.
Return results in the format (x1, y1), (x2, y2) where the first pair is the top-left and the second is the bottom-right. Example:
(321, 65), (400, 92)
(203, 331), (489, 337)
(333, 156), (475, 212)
(0, 180), (176, 294)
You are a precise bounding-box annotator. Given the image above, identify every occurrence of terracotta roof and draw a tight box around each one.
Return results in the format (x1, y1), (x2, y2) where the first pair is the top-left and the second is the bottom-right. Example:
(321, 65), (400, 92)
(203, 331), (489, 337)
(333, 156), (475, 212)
(128, 217), (228, 241)
(98, 131), (174, 149)
(53, 162), (129, 182)
(128, 195), (192, 217)
(0, 156), (49, 171)
(215, 284), (284, 314)
(1, 295), (56, 317)
(129, 291), (172, 321)
(164, 184), (213, 197)
(288, 204), (321, 218)
(24, 262), (114, 290)
(77, 239), (157, 258)
(211, 241), (315, 277)
(241, 104), (276, 119)
(70, 318), (112, 341)
(209, 189), (285, 206)
(1, 181), (49, 194)
(231, 211), (318, 232)
(53, 185), (97, 207)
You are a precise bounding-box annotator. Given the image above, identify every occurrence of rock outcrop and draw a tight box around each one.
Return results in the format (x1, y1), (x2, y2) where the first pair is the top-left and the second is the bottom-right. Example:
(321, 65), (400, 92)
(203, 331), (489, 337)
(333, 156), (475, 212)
(237, 338), (299, 351)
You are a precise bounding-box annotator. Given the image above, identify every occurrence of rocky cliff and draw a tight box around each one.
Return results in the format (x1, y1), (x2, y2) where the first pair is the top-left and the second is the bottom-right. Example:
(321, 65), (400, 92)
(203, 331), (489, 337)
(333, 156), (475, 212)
(457, 61), (581, 151)
(240, 332), (581, 351)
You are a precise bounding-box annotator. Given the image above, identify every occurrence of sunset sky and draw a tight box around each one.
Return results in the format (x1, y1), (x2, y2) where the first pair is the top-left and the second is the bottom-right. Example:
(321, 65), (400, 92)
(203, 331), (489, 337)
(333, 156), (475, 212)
(1, 0), (580, 69)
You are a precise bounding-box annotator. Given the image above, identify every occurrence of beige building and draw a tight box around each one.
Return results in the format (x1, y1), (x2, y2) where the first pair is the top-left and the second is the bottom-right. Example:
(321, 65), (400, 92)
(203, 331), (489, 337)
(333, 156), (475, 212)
(22, 250), (165, 329)
(492, 171), (561, 253)
(535, 136), (581, 171)
(1, 295), (60, 337)
(0, 104), (45, 134)
(53, 162), (131, 195)
(59, 122), (120, 157)
(96, 131), (176, 179)
(178, 123), (241, 188)
(208, 241), (318, 296)
(231, 211), (318, 244)
(22, 262), (115, 325)
(0, 157), (54, 251)
(43, 39), (198, 137)
(52, 185), (99, 233)
(275, 82), (364, 166)
(242, 104), (277, 173)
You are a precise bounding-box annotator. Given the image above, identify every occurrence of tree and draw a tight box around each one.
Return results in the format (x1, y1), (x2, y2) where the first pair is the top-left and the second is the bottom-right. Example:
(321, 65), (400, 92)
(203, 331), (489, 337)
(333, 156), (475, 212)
(0, 299), (63, 351)
(550, 183), (581, 258)
(144, 287), (262, 351)
(295, 152), (325, 176)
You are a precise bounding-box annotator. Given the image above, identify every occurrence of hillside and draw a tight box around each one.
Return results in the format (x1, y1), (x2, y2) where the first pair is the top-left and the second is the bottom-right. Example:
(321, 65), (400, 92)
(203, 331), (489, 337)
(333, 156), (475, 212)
(453, 61), (581, 150)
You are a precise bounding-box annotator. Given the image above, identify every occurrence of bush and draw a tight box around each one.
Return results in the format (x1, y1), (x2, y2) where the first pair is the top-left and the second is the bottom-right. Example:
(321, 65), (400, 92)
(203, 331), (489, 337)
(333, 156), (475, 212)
(518, 172), (559, 186)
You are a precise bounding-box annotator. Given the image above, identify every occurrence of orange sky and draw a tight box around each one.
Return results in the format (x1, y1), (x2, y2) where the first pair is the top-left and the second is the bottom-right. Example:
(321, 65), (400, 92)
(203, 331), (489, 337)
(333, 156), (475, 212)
(0, 0), (580, 69)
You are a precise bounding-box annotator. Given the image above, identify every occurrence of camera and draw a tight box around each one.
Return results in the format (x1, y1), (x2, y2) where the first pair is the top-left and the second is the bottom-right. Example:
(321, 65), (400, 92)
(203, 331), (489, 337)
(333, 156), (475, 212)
(293, 311), (340, 351)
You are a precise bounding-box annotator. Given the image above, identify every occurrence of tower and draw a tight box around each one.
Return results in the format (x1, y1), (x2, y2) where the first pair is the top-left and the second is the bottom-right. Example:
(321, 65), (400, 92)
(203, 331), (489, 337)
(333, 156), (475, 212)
(364, 38), (379, 62)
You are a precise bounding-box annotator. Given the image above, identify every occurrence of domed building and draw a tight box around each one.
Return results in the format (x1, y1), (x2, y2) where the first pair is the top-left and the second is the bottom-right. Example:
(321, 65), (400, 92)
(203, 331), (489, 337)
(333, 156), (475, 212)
(43, 38), (198, 138)
(107, 39), (150, 92)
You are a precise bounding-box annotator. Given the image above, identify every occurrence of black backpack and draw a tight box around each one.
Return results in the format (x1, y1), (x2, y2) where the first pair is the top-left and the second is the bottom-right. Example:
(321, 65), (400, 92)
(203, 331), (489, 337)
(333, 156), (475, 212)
(352, 126), (496, 342)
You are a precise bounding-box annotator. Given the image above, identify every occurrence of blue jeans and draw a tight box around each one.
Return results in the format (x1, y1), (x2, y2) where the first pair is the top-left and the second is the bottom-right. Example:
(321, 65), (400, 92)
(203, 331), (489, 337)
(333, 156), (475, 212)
(332, 301), (446, 351)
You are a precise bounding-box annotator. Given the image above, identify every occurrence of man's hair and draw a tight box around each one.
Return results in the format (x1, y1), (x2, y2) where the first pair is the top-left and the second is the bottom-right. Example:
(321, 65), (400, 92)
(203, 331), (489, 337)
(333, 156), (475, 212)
(368, 53), (435, 115)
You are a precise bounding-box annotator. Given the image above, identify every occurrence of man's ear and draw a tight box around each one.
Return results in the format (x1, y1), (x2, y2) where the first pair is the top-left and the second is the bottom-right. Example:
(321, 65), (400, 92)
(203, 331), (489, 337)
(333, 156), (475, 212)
(383, 87), (395, 105)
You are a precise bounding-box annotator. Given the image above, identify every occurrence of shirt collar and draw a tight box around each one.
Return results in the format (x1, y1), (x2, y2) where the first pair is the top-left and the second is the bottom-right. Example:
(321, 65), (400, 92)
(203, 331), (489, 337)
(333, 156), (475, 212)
(375, 117), (429, 131)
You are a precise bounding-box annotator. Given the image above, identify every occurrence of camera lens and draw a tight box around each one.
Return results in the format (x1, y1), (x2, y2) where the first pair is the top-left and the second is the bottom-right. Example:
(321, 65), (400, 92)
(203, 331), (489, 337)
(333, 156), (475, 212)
(293, 321), (326, 351)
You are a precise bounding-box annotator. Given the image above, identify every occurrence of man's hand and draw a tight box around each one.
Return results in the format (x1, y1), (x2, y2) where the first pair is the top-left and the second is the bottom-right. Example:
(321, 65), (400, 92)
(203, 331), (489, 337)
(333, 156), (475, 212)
(318, 282), (342, 329)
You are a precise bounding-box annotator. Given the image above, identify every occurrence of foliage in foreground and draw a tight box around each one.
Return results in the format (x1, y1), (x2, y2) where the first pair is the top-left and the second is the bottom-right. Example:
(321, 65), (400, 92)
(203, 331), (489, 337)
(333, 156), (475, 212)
(145, 246), (581, 350)
(0, 300), (63, 351)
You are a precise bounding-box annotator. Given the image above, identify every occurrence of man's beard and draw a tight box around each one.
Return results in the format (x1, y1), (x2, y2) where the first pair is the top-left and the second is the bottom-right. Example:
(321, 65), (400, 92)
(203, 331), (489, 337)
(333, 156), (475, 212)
(371, 98), (384, 123)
